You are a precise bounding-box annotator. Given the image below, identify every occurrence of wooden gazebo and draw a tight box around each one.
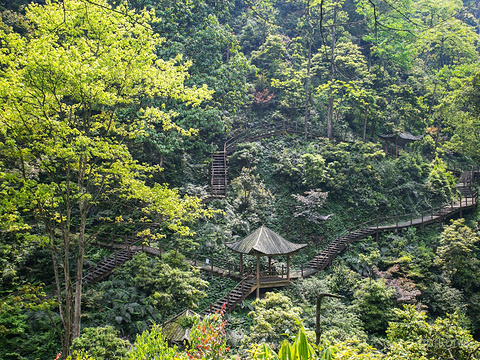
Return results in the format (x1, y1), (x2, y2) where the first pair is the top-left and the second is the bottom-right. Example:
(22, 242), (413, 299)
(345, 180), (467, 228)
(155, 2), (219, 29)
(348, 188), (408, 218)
(379, 132), (423, 157)
(226, 225), (307, 298)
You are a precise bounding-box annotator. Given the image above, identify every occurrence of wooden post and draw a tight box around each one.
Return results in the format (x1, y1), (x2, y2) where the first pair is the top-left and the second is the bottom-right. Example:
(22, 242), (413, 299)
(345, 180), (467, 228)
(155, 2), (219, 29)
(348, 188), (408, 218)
(239, 253), (243, 276)
(256, 254), (260, 299)
(287, 255), (290, 282)
(316, 293), (344, 346)
(268, 256), (272, 273)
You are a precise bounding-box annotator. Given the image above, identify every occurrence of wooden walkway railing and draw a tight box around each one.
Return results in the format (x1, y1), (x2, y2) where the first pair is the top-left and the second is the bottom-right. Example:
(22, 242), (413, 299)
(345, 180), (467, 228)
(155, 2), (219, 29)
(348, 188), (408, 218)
(84, 170), (479, 316)
(301, 184), (477, 275)
(200, 277), (257, 316)
(198, 184), (478, 315)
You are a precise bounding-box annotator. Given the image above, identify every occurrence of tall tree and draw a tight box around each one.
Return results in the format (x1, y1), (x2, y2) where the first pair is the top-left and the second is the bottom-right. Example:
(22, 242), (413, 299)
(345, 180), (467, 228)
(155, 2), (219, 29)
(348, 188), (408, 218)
(0, 0), (212, 356)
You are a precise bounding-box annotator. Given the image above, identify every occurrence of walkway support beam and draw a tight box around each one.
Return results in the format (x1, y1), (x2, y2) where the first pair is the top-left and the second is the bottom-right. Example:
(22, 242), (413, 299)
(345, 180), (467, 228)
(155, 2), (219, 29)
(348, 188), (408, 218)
(256, 254), (260, 299)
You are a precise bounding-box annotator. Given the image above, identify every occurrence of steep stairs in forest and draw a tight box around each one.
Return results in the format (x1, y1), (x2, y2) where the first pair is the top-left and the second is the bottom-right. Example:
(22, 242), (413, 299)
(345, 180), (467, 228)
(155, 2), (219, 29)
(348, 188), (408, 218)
(82, 236), (141, 285)
(209, 120), (322, 196)
(303, 181), (478, 274)
(200, 277), (257, 316)
(83, 163), (478, 318)
(304, 227), (377, 272)
(210, 150), (227, 197)
(200, 170), (479, 316)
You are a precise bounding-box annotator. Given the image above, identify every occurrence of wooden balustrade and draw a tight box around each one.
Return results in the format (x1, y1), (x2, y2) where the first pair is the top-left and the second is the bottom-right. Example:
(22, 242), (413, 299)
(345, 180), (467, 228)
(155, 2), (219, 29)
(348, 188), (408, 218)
(83, 179), (479, 286)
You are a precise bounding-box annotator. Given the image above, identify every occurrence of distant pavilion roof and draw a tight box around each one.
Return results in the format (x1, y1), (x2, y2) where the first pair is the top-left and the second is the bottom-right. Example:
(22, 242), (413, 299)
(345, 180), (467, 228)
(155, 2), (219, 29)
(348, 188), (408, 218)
(379, 132), (423, 145)
(161, 309), (199, 343)
(226, 225), (307, 255)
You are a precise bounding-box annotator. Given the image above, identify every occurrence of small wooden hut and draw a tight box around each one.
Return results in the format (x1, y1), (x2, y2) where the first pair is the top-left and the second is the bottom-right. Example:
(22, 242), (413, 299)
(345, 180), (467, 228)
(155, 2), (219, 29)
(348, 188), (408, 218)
(379, 132), (423, 156)
(161, 309), (199, 345)
(226, 225), (307, 298)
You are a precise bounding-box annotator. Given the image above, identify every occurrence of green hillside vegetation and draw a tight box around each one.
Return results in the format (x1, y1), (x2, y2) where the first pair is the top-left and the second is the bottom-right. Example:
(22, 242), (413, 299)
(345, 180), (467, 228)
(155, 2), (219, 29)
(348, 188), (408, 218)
(0, 0), (479, 359)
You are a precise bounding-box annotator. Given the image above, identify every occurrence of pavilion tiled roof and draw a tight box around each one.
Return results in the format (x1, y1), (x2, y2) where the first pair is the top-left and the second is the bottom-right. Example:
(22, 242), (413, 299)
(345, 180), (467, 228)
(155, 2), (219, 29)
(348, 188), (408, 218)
(226, 225), (307, 255)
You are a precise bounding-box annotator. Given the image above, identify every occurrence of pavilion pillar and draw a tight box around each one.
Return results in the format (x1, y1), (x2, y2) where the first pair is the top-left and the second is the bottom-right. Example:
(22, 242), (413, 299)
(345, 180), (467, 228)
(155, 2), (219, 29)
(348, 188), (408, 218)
(256, 254), (260, 299)
(268, 256), (272, 273)
(384, 141), (388, 155)
(287, 254), (290, 282)
(239, 253), (243, 276)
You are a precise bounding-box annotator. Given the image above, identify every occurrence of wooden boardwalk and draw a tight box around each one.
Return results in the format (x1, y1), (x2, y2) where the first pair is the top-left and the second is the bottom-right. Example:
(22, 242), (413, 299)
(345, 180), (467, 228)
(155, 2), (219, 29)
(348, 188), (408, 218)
(211, 150), (228, 197)
(200, 277), (257, 316)
(83, 183), (478, 314)
(84, 169), (478, 316)
(82, 235), (142, 285)
(200, 182), (478, 314)
(210, 120), (322, 197)
(301, 190), (477, 275)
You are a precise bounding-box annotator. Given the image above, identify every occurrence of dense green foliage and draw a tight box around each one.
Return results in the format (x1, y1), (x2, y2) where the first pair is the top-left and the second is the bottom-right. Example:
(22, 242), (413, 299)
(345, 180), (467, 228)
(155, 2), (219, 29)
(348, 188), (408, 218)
(0, 0), (479, 359)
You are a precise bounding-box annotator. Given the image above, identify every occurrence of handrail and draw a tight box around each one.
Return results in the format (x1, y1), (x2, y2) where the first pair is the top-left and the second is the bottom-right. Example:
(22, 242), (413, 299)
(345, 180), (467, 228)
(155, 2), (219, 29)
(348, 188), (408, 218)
(224, 120), (322, 153)
(305, 186), (478, 264)
(84, 182), (479, 285)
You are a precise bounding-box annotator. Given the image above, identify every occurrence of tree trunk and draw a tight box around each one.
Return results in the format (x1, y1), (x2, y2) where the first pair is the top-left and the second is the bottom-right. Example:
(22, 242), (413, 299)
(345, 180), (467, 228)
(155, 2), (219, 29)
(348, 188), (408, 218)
(73, 152), (88, 340)
(304, 0), (313, 140)
(327, 5), (337, 140)
(370, 115), (376, 140)
(62, 234), (72, 358)
(363, 105), (369, 143)
(72, 211), (86, 339)
(327, 90), (334, 139)
(435, 117), (442, 150)
(304, 41), (312, 140)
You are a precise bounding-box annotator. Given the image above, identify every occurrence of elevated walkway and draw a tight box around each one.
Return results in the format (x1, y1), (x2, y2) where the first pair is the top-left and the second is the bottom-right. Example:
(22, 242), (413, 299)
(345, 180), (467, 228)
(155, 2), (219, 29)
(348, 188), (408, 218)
(84, 168), (478, 318)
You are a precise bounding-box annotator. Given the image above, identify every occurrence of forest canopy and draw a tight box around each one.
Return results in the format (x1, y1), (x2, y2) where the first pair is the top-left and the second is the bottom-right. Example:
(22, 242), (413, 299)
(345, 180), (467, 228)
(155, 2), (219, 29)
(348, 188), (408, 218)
(0, 0), (479, 359)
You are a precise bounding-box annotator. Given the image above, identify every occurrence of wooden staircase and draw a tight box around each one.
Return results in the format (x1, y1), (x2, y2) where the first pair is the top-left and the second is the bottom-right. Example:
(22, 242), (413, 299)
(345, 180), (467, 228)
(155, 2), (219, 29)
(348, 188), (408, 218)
(82, 237), (141, 285)
(211, 150), (227, 197)
(305, 228), (376, 271)
(304, 184), (479, 274)
(200, 277), (257, 316)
